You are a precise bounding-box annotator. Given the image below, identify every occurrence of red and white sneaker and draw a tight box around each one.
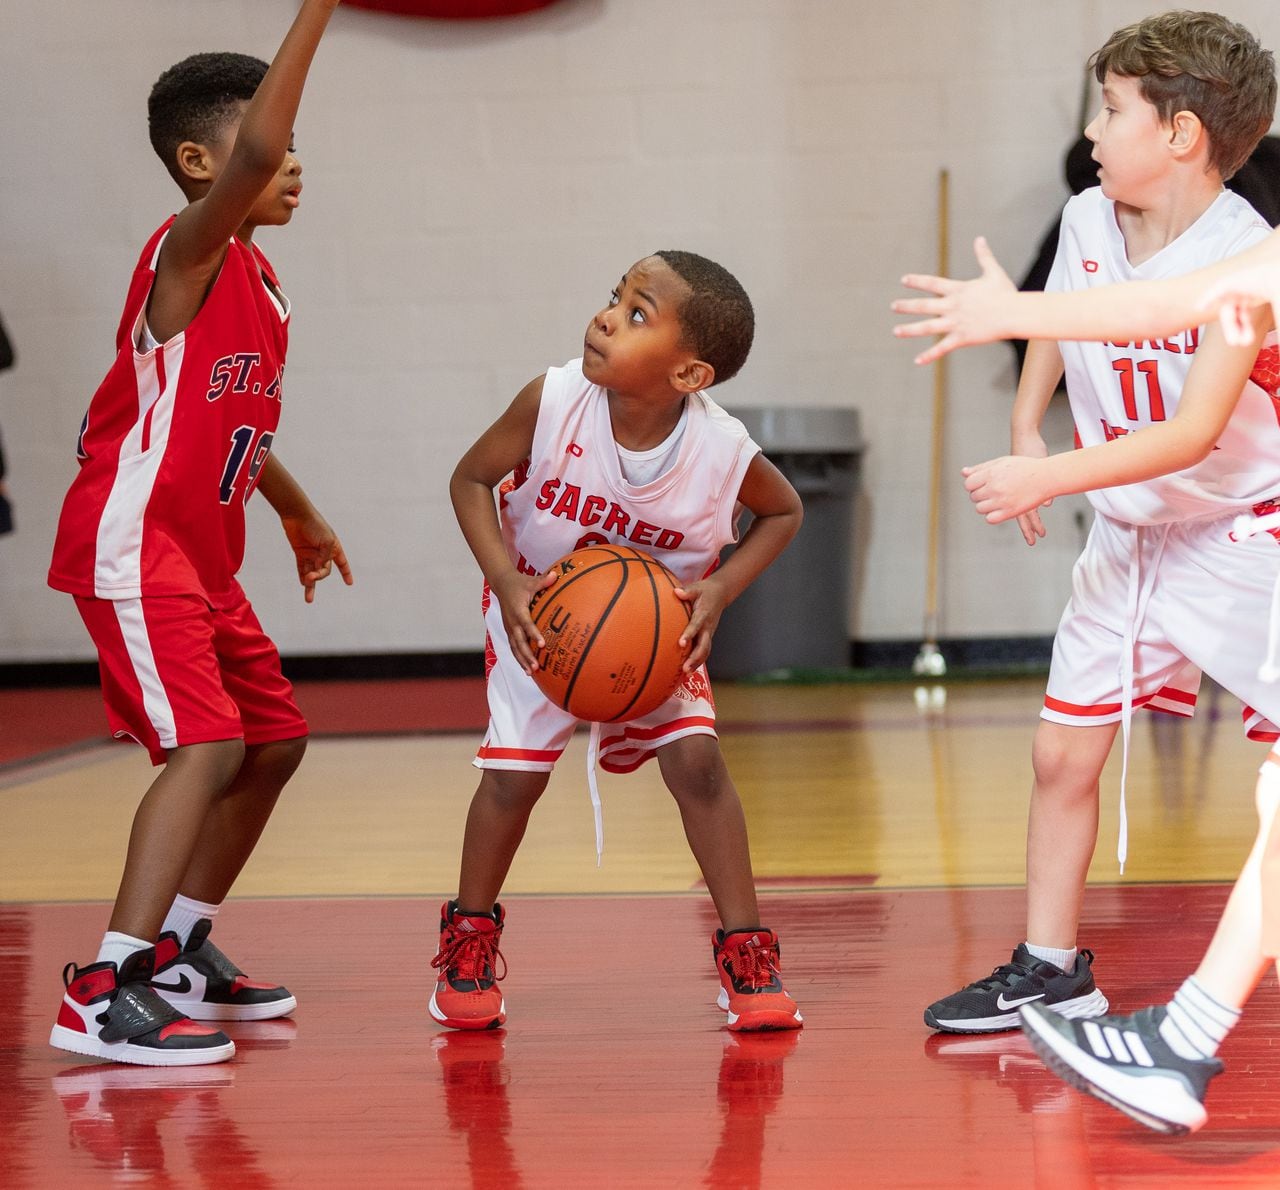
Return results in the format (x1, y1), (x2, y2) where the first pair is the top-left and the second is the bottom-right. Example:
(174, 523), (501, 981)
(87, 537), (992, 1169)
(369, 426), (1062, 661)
(50, 948), (235, 1067)
(713, 928), (803, 1032)
(152, 919), (296, 1022)
(429, 901), (507, 1031)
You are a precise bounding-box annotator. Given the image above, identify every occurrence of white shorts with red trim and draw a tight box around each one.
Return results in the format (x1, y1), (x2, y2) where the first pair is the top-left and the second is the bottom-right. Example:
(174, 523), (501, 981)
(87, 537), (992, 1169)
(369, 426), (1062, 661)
(1044, 509), (1280, 741)
(475, 594), (716, 773)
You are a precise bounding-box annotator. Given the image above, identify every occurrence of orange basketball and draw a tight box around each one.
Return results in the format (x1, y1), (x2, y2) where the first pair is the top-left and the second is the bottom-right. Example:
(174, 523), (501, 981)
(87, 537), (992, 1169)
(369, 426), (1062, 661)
(528, 545), (692, 722)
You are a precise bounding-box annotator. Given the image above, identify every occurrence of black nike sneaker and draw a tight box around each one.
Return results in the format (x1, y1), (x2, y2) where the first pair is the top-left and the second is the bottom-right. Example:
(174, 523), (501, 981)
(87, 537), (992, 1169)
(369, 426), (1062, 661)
(50, 947), (234, 1066)
(923, 944), (1108, 1033)
(151, 919), (296, 1022)
(1021, 1001), (1221, 1134)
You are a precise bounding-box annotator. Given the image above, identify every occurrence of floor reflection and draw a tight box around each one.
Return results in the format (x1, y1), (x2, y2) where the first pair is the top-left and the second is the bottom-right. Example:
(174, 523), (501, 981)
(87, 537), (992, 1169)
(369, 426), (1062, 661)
(431, 1030), (522, 1190)
(706, 1030), (800, 1189)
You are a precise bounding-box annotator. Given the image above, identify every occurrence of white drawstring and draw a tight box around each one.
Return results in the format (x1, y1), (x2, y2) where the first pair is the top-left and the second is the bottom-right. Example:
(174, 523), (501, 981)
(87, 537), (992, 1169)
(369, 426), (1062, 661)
(587, 721), (604, 866)
(1232, 511), (1280, 682)
(1116, 524), (1169, 873)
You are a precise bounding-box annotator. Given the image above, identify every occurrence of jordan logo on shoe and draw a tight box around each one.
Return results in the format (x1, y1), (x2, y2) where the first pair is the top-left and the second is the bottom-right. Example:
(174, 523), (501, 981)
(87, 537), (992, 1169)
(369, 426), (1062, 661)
(150, 974), (193, 994)
(996, 992), (1045, 1011)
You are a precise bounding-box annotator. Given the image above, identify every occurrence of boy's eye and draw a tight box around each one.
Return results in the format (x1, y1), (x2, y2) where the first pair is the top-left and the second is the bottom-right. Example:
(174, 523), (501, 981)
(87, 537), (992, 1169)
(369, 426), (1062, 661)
(630, 308), (646, 324)
(608, 291), (620, 307)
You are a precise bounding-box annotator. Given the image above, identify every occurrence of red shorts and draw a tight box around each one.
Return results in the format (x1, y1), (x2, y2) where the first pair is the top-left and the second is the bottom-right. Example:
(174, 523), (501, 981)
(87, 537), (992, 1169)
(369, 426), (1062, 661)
(75, 592), (307, 765)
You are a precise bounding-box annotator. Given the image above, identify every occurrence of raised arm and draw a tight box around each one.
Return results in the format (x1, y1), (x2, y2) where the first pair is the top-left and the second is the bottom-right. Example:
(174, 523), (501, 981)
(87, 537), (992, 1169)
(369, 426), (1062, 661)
(150, 1), (341, 335)
(893, 230), (1280, 363)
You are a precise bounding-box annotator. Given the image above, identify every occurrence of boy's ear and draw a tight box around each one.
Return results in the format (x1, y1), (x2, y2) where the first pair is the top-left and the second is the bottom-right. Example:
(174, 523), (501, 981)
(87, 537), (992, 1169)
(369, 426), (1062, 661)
(1167, 110), (1206, 160)
(672, 358), (715, 393)
(175, 140), (217, 186)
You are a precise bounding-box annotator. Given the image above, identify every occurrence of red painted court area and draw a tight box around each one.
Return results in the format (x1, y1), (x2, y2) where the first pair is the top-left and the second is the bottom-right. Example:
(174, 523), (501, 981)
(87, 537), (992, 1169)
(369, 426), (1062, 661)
(6, 887), (1280, 1187)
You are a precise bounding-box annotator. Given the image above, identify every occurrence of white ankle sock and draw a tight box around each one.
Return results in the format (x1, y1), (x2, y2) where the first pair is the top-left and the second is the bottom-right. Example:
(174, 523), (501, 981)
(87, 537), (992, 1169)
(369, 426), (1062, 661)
(1024, 941), (1077, 972)
(95, 931), (151, 970)
(161, 894), (221, 946)
(1160, 976), (1240, 1060)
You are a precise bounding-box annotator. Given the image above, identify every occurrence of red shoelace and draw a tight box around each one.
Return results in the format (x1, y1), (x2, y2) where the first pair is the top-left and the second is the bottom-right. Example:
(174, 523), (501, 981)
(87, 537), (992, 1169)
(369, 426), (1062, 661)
(727, 939), (781, 990)
(431, 929), (507, 985)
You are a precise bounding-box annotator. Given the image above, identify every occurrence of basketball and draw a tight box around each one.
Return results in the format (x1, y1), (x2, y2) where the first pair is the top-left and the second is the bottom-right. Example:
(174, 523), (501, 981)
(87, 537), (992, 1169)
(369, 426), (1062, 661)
(527, 545), (692, 722)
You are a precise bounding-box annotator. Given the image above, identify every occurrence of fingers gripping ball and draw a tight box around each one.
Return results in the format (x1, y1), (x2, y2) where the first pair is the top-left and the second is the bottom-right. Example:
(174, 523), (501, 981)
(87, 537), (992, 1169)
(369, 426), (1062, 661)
(528, 545), (692, 722)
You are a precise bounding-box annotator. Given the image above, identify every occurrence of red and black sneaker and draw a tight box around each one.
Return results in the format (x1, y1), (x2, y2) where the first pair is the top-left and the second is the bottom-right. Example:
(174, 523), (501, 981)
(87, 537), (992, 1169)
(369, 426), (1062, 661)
(713, 928), (803, 1032)
(152, 919), (296, 1022)
(429, 901), (507, 1031)
(50, 948), (235, 1067)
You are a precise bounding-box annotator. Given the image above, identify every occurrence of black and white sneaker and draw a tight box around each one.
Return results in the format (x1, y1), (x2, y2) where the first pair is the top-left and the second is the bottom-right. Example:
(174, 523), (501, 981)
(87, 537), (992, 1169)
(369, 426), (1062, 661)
(1021, 1002), (1221, 1134)
(50, 948), (235, 1067)
(923, 945), (1108, 1033)
(151, 919), (296, 1022)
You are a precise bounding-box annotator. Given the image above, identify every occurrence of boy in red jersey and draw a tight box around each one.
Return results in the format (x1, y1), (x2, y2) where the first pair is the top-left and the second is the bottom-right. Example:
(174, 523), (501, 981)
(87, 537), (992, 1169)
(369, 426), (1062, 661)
(434, 252), (805, 1034)
(47, 0), (350, 1066)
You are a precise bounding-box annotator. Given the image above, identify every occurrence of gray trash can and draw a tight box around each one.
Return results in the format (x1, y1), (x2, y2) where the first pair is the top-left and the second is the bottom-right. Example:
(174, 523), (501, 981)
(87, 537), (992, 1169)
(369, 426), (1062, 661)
(711, 407), (864, 679)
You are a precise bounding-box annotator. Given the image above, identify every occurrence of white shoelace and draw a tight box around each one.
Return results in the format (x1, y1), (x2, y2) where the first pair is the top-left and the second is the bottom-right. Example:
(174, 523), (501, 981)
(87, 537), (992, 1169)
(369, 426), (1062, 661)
(1233, 510), (1280, 682)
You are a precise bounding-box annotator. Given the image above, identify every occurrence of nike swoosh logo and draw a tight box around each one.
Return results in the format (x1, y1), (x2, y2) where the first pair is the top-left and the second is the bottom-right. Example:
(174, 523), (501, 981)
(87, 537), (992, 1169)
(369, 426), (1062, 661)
(996, 992), (1045, 1011)
(150, 974), (193, 995)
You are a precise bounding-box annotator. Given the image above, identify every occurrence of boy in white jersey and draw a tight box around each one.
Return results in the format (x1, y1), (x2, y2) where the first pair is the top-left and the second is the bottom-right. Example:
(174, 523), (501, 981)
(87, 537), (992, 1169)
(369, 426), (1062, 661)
(904, 12), (1280, 1038)
(895, 210), (1280, 1138)
(437, 250), (805, 1033)
(897, 188), (1280, 1132)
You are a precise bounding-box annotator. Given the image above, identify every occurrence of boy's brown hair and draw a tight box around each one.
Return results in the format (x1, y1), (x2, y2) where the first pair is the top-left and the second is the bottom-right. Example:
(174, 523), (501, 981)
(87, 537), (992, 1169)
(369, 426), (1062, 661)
(1090, 10), (1276, 180)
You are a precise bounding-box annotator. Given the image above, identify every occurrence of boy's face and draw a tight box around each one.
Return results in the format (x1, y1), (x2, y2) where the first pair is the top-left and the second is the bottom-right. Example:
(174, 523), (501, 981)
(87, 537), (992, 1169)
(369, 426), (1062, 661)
(1083, 72), (1175, 206)
(582, 257), (699, 395)
(194, 103), (304, 228)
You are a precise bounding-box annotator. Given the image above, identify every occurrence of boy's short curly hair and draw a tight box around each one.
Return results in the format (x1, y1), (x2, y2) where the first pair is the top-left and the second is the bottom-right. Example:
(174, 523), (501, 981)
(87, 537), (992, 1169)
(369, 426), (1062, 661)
(148, 52), (269, 182)
(653, 251), (755, 386)
(1090, 11), (1276, 180)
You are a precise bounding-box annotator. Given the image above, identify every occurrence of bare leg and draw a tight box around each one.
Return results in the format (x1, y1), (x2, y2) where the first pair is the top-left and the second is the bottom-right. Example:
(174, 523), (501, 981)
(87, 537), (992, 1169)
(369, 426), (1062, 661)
(178, 736), (308, 905)
(1025, 720), (1118, 948)
(657, 735), (759, 931)
(456, 769), (549, 910)
(107, 739), (245, 940)
(1190, 758), (1280, 1008)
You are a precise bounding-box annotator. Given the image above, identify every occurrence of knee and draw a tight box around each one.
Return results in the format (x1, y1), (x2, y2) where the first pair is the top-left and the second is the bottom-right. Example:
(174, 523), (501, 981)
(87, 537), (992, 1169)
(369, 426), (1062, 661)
(1030, 730), (1101, 801)
(246, 736), (309, 790)
(660, 740), (728, 806)
(168, 738), (246, 788)
(481, 770), (548, 813)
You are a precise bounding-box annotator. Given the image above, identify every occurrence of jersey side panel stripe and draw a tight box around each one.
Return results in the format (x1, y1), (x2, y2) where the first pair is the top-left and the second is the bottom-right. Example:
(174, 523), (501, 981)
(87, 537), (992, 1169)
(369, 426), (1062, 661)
(112, 598), (177, 749)
(93, 339), (186, 598)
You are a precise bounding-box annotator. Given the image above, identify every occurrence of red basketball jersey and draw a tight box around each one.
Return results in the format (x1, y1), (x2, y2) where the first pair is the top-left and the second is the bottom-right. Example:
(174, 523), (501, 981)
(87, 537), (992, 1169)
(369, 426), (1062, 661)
(48, 219), (290, 606)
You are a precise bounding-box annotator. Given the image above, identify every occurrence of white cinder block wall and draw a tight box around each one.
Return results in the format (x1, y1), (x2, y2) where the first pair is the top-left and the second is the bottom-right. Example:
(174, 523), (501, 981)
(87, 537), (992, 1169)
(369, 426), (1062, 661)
(2, 0), (1277, 662)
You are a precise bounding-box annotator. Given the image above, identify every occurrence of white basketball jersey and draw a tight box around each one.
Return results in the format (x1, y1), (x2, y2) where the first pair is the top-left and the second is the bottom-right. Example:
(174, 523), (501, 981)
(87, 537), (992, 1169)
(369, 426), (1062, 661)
(498, 358), (760, 584)
(1048, 187), (1280, 525)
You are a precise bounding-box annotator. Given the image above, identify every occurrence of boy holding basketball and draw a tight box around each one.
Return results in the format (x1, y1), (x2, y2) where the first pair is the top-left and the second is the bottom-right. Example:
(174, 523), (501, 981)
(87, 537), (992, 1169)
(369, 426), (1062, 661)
(46, 0), (350, 1066)
(896, 11), (1279, 1040)
(441, 250), (804, 1032)
(897, 190), (1280, 1136)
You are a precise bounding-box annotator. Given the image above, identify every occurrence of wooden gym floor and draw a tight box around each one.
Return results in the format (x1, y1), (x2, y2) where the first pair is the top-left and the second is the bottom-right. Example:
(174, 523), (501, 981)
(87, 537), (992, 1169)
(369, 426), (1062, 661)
(3, 675), (1280, 1186)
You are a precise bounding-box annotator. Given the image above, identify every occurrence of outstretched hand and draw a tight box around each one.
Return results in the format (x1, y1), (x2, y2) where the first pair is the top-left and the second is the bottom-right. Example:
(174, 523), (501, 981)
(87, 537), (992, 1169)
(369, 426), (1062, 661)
(673, 576), (727, 672)
(281, 512), (354, 603)
(892, 237), (1017, 364)
(1201, 263), (1280, 347)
